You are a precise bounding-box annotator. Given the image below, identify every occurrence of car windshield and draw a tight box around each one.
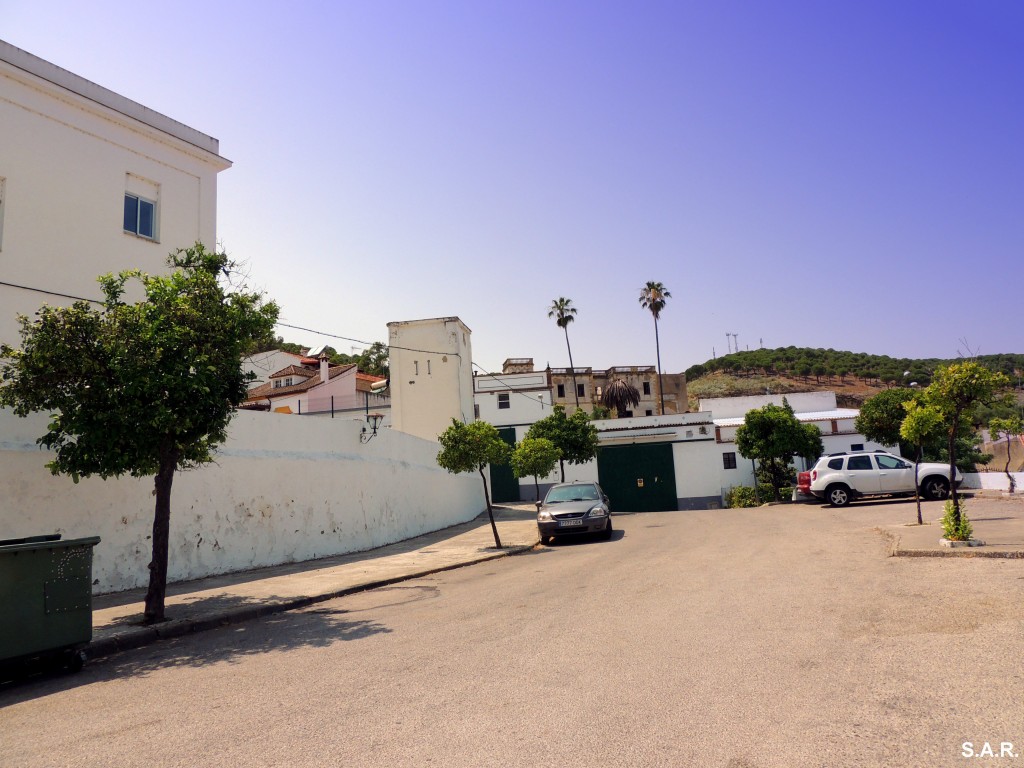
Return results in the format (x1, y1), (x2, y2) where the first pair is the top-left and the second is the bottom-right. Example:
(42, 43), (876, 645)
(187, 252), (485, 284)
(545, 485), (599, 503)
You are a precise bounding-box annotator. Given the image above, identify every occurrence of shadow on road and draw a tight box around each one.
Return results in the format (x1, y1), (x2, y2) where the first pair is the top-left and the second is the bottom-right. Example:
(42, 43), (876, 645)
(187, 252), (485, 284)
(0, 594), (391, 705)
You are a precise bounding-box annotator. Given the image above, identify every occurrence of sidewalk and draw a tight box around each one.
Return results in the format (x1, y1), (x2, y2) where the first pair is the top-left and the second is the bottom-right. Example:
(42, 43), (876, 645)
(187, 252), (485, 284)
(880, 492), (1024, 558)
(87, 504), (540, 660)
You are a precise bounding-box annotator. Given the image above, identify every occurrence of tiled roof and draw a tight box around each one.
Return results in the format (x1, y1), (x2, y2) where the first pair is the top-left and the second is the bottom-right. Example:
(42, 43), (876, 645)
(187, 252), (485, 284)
(267, 364), (316, 380)
(244, 364), (356, 402)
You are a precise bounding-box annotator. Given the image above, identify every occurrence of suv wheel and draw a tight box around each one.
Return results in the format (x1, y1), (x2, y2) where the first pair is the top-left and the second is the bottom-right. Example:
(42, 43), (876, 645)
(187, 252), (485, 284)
(827, 484), (851, 508)
(921, 476), (950, 501)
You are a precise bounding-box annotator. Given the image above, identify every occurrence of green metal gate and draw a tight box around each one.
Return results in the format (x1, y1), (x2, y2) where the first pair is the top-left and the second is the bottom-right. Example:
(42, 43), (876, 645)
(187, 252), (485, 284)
(597, 442), (677, 512)
(489, 427), (520, 503)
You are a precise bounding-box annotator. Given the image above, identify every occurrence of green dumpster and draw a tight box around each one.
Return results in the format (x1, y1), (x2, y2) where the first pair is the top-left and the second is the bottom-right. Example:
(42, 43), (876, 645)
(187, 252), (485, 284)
(0, 534), (101, 673)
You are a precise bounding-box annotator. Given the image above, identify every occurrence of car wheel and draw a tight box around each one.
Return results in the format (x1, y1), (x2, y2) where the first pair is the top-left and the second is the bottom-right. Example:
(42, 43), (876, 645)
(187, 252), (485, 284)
(601, 518), (613, 541)
(921, 476), (950, 501)
(538, 534), (550, 546)
(827, 484), (851, 507)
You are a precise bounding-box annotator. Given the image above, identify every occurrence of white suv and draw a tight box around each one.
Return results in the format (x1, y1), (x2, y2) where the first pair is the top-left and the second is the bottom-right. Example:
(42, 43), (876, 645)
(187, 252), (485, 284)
(809, 451), (962, 507)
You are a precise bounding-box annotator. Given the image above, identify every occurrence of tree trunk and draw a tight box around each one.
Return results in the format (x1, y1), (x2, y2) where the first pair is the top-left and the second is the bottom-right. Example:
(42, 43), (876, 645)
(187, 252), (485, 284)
(914, 445), (923, 525)
(478, 467), (502, 548)
(533, 475), (540, 502)
(559, 457), (565, 483)
(565, 326), (580, 410)
(144, 448), (179, 624)
(654, 316), (664, 415)
(948, 414), (960, 525)
(1006, 439), (1016, 494)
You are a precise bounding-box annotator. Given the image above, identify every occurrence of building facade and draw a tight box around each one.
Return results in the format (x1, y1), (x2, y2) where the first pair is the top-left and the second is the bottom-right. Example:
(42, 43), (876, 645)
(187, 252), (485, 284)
(0, 40), (231, 347)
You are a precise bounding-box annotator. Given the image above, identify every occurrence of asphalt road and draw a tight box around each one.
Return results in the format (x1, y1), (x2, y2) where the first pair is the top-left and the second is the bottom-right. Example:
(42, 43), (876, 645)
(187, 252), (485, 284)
(3, 504), (1023, 767)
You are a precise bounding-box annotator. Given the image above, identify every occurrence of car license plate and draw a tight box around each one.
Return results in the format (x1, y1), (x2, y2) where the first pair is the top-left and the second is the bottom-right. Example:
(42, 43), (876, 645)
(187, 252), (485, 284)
(558, 519), (583, 527)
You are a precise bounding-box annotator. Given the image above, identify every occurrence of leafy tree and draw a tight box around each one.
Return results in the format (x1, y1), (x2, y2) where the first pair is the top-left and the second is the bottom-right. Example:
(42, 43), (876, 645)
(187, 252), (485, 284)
(356, 341), (389, 378)
(590, 403), (612, 420)
(989, 415), (1023, 494)
(639, 281), (671, 414)
(548, 297), (580, 409)
(0, 245), (279, 623)
(601, 378), (640, 418)
(900, 400), (945, 525)
(925, 362), (1011, 524)
(436, 419), (512, 548)
(510, 437), (561, 502)
(525, 405), (599, 482)
(855, 387), (915, 448)
(735, 400), (823, 501)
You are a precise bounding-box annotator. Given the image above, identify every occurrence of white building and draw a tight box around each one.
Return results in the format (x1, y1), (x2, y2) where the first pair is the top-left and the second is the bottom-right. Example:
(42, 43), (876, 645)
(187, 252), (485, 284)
(0, 39), (231, 347)
(387, 317), (474, 441)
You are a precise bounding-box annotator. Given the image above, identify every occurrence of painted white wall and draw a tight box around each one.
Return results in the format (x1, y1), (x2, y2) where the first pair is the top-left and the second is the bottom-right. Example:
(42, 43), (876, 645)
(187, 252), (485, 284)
(962, 472), (1024, 491)
(0, 41), (230, 348)
(388, 317), (474, 441)
(474, 370), (553, 426)
(243, 350), (305, 387)
(700, 391), (838, 418)
(0, 408), (483, 594)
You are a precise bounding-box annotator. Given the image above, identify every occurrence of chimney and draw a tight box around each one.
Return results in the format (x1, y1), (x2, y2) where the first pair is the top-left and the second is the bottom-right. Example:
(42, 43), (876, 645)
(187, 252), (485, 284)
(319, 352), (329, 383)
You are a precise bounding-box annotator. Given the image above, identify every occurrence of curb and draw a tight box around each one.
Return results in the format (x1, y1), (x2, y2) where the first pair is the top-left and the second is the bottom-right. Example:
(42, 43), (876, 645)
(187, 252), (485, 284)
(892, 548), (1024, 559)
(86, 543), (536, 662)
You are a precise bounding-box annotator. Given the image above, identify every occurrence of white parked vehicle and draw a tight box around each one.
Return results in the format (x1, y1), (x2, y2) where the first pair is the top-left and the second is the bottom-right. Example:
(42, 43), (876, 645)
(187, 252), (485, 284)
(809, 451), (962, 507)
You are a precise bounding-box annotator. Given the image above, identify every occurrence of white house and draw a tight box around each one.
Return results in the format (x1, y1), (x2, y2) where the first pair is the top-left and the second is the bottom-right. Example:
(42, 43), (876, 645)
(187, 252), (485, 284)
(0, 39), (231, 347)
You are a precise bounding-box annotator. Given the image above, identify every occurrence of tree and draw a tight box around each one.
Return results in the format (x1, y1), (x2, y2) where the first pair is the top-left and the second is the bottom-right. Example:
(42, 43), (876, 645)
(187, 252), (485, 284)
(356, 341), (389, 378)
(525, 405), (599, 482)
(855, 387), (915, 448)
(510, 437), (561, 502)
(548, 297), (580, 409)
(436, 419), (511, 548)
(601, 378), (640, 418)
(900, 400), (945, 525)
(639, 282), (671, 414)
(735, 400), (823, 501)
(989, 415), (1023, 494)
(0, 245), (279, 623)
(925, 362), (1011, 524)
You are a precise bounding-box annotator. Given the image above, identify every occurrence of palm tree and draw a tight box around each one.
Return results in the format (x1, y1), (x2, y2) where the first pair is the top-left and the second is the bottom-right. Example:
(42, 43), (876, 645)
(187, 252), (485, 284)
(602, 378), (640, 418)
(548, 297), (580, 409)
(639, 281), (671, 415)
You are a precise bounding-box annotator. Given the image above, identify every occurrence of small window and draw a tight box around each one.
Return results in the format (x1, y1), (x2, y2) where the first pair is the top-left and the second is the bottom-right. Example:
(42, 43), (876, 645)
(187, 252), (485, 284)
(497, 393), (510, 410)
(847, 456), (873, 471)
(273, 380), (282, 389)
(643, 381), (651, 396)
(827, 458), (844, 470)
(850, 443), (864, 452)
(557, 384), (565, 398)
(123, 193), (157, 239)
(645, 410), (653, 416)
(577, 383), (585, 397)
(624, 410), (633, 417)
(723, 452), (737, 469)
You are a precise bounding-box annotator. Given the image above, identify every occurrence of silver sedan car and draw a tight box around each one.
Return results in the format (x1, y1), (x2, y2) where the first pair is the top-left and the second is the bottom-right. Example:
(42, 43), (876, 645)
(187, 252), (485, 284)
(536, 482), (612, 545)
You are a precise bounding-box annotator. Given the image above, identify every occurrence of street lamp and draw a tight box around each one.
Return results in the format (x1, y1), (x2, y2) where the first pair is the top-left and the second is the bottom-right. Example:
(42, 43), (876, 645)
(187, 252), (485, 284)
(360, 413), (384, 444)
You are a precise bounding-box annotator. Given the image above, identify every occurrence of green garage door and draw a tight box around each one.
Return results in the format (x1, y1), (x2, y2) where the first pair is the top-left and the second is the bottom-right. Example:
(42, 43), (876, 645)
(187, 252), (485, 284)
(489, 427), (520, 503)
(597, 442), (677, 513)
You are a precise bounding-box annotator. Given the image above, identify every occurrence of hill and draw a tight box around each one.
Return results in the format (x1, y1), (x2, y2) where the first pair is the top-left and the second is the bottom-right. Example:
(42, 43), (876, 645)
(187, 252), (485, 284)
(684, 348), (1024, 412)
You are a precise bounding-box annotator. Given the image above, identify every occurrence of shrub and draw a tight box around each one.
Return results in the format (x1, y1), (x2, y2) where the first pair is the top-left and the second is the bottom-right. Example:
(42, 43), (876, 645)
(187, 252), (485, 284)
(941, 499), (974, 541)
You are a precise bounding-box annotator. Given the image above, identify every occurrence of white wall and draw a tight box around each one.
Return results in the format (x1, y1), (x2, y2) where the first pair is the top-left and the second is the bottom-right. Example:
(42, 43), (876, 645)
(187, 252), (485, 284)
(700, 391), (838, 418)
(962, 472), (1024, 491)
(0, 408), (483, 594)
(0, 41), (229, 348)
(388, 317), (474, 440)
(474, 370), (553, 426)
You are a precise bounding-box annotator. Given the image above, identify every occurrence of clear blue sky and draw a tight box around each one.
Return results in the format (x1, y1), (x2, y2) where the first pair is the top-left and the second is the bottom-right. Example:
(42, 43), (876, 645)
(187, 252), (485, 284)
(5, 1), (1022, 374)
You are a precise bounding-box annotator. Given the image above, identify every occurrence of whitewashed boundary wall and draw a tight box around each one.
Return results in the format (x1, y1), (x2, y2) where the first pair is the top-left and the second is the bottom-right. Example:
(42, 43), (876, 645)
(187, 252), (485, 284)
(0, 409), (484, 593)
(962, 472), (1024, 492)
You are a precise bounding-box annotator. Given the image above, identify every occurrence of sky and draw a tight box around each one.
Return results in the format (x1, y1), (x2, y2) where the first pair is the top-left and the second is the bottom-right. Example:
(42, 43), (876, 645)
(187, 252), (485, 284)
(4, 0), (1022, 375)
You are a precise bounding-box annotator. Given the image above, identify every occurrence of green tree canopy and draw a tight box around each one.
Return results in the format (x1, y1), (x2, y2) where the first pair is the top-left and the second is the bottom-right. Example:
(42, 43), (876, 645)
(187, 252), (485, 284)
(735, 400), (823, 501)
(900, 400), (946, 524)
(436, 419), (511, 548)
(525, 405), (600, 482)
(510, 437), (561, 502)
(855, 387), (916, 448)
(925, 361), (1012, 521)
(0, 244), (279, 622)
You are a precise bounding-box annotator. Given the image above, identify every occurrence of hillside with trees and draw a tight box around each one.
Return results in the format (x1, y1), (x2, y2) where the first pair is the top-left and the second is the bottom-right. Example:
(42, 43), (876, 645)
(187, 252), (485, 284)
(685, 347), (1024, 416)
